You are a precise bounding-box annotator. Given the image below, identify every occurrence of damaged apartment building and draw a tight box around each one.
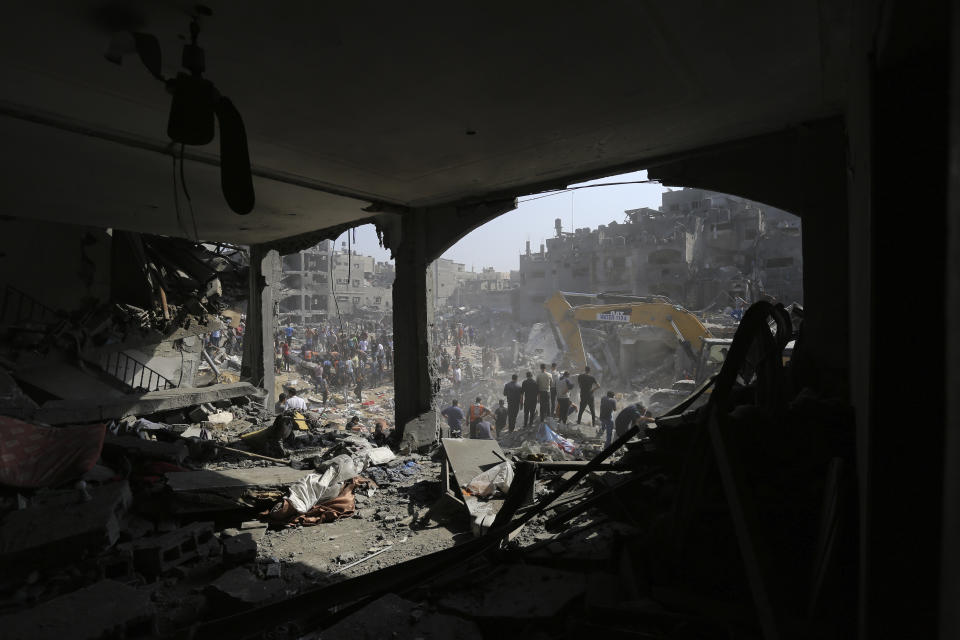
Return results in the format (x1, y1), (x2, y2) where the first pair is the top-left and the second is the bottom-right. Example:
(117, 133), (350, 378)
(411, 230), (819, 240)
(0, 3), (957, 640)
(0, 218), (247, 421)
(513, 188), (803, 322)
(278, 240), (395, 325)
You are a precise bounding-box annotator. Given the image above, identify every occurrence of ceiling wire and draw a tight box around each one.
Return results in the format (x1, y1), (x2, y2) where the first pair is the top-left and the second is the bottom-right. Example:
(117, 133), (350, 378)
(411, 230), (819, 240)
(517, 179), (661, 204)
(179, 143), (200, 242)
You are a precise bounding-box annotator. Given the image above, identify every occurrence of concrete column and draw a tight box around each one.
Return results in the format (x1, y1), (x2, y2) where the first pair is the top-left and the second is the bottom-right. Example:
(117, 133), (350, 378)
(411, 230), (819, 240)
(392, 211), (433, 430)
(847, 2), (949, 637)
(241, 244), (281, 407)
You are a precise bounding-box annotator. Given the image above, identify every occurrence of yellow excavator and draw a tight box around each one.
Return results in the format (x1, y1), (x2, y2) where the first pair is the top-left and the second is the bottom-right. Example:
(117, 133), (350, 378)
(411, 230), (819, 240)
(544, 291), (716, 378)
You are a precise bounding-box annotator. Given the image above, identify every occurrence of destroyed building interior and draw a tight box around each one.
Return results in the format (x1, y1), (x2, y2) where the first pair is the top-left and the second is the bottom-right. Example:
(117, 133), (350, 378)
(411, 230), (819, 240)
(0, 2), (957, 639)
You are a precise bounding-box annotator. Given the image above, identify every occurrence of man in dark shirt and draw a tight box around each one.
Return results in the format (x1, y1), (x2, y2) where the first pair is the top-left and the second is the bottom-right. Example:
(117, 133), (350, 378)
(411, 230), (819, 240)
(576, 366), (599, 426)
(474, 418), (495, 440)
(614, 402), (655, 441)
(599, 391), (617, 447)
(503, 374), (524, 432)
(494, 400), (508, 432)
(521, 371), (539, 428)
(441, 399), (465, 438)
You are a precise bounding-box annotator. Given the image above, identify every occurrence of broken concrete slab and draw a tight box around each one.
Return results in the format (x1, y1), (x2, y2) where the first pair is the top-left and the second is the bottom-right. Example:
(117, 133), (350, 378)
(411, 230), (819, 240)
(164, 467), (307, 493)
(0, 368), (37, 419)
(401, 410), (440, 451)
(205, 566), (287, 614)
(0, 482), (131, 581)
(439, 565), (586, 620)
(321, 593), (482, 640)
(0, 579), (155, 640)
(34, 381), (263, 425)
(102, 434), (188, 463)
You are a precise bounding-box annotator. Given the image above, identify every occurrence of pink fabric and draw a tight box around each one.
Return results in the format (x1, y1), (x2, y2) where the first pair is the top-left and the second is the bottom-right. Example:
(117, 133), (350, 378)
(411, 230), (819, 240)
(0, 417), (105, 488)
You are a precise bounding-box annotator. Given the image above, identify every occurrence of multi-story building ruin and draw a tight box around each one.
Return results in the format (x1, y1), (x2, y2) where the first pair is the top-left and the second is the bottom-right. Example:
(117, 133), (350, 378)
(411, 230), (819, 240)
(279, 240), (395, 324)
(513, 188), (803, 321)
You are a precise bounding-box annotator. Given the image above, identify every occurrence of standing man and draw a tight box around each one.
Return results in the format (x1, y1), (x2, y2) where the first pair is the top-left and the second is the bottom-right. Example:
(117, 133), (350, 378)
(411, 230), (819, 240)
(556, 371), (574, 424)
(599, 391), (617, 447)
(536, 364), (553, 422)
(452, 362), (463, 390)
(493, 400), (508, 434)
(441, 399), (465, 438)
(576, 366), (599, 426)
(549, 363), (559, 415)
(521, 371), (539, 428)
(503, 373), (524, 432)
(467, 397), (492, 439)
(314, 368), (329, 406)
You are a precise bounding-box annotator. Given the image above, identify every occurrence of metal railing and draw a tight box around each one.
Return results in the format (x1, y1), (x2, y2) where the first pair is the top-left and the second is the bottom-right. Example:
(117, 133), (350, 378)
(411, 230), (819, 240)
(1, 285), (60, 326)
(99, 350), (176, 392)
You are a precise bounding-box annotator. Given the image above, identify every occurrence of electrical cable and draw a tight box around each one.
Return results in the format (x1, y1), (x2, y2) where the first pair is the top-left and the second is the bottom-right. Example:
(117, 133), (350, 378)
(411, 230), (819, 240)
(179, 143), (200, 242)
(171, 153), (190, 238)
(517, 179), (660, 204)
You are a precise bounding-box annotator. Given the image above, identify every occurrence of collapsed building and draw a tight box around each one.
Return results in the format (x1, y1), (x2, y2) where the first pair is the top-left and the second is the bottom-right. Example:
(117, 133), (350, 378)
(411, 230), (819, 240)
(513, 188), (803, 323)
(0, 3), (956, 640)
(278, 239), (395, 325)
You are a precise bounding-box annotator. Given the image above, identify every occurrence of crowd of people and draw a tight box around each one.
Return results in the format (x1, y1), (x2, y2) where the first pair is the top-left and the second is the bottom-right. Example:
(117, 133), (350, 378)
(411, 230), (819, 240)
(274, 320), (395, 405)
(441, 361), (655, 447)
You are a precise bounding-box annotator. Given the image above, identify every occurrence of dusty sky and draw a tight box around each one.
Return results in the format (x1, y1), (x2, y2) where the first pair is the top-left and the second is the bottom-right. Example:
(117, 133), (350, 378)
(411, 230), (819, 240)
(334, 170), (670, 272)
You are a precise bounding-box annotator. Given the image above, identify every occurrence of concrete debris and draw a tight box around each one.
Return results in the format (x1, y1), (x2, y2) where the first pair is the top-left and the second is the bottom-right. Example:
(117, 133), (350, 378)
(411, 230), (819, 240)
(319, 593), (482, 640)
(0, 579), (155, 640)
(125, 521), (220, 578)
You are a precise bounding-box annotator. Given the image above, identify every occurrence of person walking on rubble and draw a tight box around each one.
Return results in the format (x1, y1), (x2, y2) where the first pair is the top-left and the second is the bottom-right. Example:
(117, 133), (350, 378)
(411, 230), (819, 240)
(468, 397), (493, 439)
(354, 370), (364, 402)
(503, 373), (523, 432)
(576, 366), (599, 427)
(549, 363), (559, 414)
(556, 371), (575, 424)
(281, 341), (292, 371)
(521, 371), (539, 428)
(494, 399), (508, 434)
(442, 399), (466, 438)
(313, 368), (328, 405)
(537, 364), (553, 423)
(599, 391), (617, 447)
(452, 362), (463, 389)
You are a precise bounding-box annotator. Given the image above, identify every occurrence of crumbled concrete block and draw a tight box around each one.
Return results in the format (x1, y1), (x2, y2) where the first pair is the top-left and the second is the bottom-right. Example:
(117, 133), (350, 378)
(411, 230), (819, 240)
(207, 411), (234, 424)
(0, 579), (155, 640)
(0, 482), (131, 581)
(221, 530), (258, 566)
(102, 434), (188, 463)
(127, 521), (220, 578)
(205, 567), (286, 614)
(439, 566), (585, 619)
(321, 593), (481, 640)
(187, 405), (212, 423)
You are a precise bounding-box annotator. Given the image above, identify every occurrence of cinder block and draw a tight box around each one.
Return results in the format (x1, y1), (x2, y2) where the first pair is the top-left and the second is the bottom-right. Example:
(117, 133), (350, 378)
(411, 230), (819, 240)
(127, 521), (220, 578)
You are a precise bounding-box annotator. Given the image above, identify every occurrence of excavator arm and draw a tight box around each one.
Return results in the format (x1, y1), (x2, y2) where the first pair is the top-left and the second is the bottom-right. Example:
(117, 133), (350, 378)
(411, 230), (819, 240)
(544, 291), (712, 372)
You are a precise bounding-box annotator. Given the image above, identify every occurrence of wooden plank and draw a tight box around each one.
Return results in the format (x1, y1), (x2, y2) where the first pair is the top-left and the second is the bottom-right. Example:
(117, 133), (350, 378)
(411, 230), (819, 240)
(708, 410), (785, 640)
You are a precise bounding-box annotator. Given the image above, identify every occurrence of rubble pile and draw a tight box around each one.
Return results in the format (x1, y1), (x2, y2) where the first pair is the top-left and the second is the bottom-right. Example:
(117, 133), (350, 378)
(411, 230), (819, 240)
(0, 386), (447, 636)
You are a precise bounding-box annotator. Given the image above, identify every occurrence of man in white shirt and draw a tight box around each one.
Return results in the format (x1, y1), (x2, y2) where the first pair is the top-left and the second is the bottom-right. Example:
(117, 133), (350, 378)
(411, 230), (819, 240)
(284, 389), (308, 411)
